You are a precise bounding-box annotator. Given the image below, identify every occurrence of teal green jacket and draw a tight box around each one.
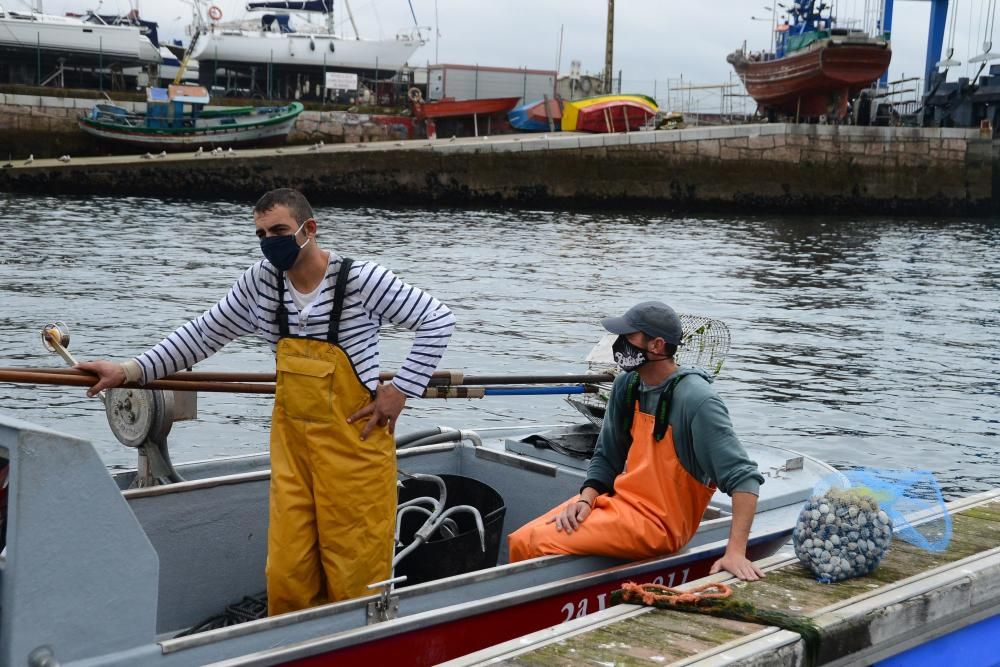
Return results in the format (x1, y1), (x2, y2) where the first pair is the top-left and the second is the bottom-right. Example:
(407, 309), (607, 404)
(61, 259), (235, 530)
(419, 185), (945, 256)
(583, 367), (764, 497)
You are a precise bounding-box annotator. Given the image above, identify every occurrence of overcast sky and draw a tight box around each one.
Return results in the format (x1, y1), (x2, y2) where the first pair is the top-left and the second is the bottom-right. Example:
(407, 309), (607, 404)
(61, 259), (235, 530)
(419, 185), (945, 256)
(32, 0), (1000, 103)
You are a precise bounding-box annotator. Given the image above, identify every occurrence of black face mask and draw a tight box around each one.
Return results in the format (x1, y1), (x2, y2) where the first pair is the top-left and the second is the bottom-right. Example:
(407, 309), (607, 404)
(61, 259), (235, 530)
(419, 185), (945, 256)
(612, 335), (651, 372)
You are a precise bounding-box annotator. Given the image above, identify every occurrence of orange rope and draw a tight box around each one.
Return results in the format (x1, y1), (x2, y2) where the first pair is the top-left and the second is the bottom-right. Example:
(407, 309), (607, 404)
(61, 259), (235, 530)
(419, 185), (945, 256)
(619, 581), (732, 606)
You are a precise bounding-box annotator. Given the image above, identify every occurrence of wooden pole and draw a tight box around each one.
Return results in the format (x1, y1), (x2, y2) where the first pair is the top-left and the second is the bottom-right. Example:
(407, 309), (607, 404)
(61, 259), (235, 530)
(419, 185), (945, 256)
(0, 369), (601, 398)
(0, 367), (615, 387)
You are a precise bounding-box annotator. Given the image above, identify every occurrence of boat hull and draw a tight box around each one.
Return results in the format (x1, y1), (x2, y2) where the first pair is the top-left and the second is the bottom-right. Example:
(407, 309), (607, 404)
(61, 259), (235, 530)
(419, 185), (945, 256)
(0, 415), (837, 667)
(417, 96), (521, 119)
(508, 98), (563, 132)
(561, 95), (658, 133)
(77, 103), (303, 149)
(190, 30), (421, 73)
(730, 40), (891, 118)
(0, 13), (160, 65)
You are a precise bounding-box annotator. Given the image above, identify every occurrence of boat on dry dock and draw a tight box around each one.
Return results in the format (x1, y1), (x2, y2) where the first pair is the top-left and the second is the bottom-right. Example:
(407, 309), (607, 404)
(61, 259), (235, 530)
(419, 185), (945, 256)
(77, 84), (303, 150)
(727, 0), (891, 120)
(560, 94), (658, 133)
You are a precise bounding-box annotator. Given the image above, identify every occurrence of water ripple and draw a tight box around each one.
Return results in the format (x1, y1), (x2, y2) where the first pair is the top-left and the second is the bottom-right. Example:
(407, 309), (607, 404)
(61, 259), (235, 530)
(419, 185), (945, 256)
(1, 195), (998, 499)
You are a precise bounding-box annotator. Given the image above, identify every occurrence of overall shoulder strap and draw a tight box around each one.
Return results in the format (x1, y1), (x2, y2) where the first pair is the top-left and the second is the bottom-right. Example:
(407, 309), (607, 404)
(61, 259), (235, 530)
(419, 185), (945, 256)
(327, 257), (354, 345)
(275, 270), (290, 337)
(653, 374), (689, 441)
(618, 371), (642, 435)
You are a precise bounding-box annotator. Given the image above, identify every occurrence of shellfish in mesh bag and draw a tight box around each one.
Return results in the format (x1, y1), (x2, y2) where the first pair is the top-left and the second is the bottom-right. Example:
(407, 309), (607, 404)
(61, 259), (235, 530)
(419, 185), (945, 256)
(792, 469), (952, 583)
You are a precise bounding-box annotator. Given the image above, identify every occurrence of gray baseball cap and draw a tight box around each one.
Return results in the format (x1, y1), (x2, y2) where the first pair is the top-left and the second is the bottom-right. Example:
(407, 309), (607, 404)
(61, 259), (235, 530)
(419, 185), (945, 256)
(601, 301), (683, 345)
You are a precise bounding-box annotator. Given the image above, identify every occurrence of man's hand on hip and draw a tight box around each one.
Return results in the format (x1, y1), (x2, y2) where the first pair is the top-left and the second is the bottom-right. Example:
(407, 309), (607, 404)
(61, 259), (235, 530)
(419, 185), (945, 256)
(349, 381), (407, 440)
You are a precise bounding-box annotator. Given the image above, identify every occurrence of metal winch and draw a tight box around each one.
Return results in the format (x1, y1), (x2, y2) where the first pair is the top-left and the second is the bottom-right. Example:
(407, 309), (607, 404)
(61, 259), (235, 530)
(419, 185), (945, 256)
(42, 322), (197, 487)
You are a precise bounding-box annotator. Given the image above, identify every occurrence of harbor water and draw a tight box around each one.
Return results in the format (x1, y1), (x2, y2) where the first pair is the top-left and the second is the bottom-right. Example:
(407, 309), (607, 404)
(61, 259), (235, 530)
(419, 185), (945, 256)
(0, 194), (997, 499)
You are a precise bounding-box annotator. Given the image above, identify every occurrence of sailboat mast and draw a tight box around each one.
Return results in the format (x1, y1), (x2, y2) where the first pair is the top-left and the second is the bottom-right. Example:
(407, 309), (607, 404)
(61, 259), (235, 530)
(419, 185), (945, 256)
(343, 0), (359, 39)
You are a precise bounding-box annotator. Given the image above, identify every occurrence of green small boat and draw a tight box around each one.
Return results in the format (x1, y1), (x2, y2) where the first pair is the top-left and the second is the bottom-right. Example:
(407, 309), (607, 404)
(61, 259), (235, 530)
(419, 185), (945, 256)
(78, 84), (303, 150)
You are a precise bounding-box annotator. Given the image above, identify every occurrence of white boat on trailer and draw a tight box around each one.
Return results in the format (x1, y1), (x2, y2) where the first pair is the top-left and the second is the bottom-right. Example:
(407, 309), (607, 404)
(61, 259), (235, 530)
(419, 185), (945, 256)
(0, 399), (838, 666)
(188, 0), (424, 75)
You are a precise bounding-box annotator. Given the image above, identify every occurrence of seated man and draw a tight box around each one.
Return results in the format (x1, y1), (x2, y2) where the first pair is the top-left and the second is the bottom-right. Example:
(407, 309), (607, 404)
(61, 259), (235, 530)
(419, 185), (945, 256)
(508, 301), (766, 581)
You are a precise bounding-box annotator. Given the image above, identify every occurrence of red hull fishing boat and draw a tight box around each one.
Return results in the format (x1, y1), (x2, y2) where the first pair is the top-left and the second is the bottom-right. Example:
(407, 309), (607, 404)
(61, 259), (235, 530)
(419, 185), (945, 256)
(727, 1), (891, 119)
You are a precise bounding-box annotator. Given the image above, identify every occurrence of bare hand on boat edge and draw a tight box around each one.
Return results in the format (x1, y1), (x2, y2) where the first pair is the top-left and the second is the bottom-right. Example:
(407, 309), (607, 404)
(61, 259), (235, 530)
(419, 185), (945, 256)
(710, 551), (765, 582)
(548, 498), (593, 534)
(347, 381), (407, 440)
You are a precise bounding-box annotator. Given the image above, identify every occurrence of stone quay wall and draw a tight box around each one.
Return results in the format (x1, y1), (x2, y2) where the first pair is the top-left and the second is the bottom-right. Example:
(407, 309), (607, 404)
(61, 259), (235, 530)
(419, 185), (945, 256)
(2, 123), (995, 217)
(0, 93), (413, 159)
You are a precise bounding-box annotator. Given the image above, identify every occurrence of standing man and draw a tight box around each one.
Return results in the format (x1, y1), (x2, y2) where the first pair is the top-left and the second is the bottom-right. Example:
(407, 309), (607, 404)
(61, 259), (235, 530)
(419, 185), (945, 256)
(508, 301), (765, 581)
(79, 188), (456, 614)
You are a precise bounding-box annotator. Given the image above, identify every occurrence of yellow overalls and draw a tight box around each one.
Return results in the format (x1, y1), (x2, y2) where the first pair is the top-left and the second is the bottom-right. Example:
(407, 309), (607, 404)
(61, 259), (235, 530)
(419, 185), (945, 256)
(266, 258), (397, 616)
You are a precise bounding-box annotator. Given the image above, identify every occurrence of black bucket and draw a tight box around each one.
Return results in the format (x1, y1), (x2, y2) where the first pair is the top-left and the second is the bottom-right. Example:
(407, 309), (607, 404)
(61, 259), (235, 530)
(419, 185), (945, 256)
(395, 474), (506, 586)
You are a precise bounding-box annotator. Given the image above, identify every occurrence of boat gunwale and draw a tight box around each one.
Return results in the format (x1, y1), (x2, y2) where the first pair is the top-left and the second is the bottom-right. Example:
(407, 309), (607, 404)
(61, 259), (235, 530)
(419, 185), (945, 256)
(160, 525), (789, 658)
(77, 102), (304, 136)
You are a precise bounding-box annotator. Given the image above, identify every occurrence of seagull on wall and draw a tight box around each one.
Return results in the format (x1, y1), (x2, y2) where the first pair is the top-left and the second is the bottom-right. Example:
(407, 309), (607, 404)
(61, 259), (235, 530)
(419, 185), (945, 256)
(57, 155), (71, 163)
(194, 147), (204, 157)
(156, 151), (167, 159)
(23, 154), (34, 165)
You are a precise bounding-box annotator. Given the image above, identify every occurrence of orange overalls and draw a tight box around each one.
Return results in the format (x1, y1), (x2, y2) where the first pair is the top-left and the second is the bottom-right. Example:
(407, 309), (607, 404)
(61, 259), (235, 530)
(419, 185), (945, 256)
(509, 379), (715, 561)
(266, 258), (396, 615)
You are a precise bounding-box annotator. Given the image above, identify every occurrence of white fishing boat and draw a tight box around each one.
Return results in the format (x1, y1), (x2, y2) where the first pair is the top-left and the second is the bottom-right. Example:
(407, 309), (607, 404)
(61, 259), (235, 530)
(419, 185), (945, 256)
(188, 0), (424, 75)
(0, 3), (160, 67)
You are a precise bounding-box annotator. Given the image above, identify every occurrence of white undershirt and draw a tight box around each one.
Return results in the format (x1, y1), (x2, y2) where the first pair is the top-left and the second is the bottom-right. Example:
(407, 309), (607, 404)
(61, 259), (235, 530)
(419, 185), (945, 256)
(288, 275), (326, 327)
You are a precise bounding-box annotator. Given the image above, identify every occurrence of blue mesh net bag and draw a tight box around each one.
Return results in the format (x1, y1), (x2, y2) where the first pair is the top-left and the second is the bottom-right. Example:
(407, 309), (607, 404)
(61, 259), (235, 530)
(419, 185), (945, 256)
(792, 469), (951, 583)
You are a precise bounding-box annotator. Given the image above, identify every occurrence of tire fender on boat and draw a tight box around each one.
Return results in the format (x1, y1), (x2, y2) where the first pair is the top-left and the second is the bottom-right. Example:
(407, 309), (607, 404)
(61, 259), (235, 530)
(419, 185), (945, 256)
(207, 5), (223, 21)
(329, 40), (336, 53)
(408, 87), (423, 103)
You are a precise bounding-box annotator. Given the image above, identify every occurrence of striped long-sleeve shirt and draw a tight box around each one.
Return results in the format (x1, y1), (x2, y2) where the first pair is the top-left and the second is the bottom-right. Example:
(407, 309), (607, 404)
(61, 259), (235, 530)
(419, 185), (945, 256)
(133, 253), (456, 397)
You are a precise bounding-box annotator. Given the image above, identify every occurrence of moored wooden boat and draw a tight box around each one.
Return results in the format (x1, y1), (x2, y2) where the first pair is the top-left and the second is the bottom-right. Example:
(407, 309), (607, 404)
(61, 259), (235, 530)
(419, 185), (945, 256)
(77, 84), (303, 150)
(560, 94), (658, 133)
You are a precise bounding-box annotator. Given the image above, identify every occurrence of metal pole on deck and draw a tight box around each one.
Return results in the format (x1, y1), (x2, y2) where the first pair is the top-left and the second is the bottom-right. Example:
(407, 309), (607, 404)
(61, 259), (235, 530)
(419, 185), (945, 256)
(617, 69), (622, 94)
(36, 33), (41, 86)
(473, 112), (478, 136)
(323, 52), (327, 107)
(99, 37), (103, 92)
(268, 49), (273, 100)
